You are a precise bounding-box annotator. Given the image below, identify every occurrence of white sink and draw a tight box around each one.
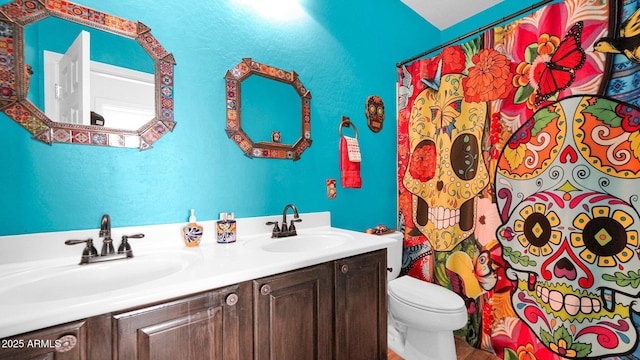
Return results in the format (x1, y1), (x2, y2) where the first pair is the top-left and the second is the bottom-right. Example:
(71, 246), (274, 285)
(0, 251), (200, 303)
(256, 231), (351, 253)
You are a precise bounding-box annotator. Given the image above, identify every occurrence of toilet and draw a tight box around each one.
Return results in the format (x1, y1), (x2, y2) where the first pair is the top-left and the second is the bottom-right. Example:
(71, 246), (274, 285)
(384, 231), (468, 360)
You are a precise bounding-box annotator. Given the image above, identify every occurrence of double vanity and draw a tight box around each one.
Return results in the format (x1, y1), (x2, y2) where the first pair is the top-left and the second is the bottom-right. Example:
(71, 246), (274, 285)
(0, 212), (394, 359)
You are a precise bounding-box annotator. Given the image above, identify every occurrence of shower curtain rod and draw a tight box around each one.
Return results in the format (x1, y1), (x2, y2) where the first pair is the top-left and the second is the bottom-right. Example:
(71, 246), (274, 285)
(396, 0), (559, 67)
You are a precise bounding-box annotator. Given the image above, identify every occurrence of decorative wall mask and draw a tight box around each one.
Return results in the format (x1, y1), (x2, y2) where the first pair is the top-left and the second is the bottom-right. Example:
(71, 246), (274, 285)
(0, 0), (176, 150)
(225, 58), (312, 160)
(365, 95), (385, 132)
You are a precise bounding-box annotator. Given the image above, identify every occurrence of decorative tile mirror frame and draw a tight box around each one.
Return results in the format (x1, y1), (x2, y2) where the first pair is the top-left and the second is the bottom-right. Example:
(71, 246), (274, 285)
(225, 58), (311, 160)
(0, 0), (176, 150)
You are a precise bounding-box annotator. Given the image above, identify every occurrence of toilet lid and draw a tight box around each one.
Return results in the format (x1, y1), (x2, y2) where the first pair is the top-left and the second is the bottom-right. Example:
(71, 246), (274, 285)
(389, 276), (466, 313)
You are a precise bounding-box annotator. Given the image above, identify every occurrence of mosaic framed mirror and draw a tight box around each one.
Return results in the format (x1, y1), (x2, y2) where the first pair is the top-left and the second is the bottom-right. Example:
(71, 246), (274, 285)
(0, 0), (176, 150)
(225, 58), (311, 161)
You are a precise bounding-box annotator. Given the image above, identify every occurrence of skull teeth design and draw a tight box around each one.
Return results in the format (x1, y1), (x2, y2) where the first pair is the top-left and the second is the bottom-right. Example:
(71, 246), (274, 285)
(525, 272), (622, 317)
(515, 270), (619, 320)
(428, 206), (460, 230)
(536, 286), (602, 315)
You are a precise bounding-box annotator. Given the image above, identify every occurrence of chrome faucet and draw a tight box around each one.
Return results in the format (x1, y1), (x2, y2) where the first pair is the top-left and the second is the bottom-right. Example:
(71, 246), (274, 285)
(65, 214), (144, 265)
(266, 204), (302, 238)
(99, 214), (114, 256)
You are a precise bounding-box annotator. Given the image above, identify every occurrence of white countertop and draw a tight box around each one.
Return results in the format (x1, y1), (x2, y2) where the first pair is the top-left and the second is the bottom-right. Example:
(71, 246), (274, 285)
(0, 212), (395, 338)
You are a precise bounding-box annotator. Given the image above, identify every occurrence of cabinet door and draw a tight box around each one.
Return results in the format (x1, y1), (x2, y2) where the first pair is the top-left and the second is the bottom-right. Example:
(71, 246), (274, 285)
(334, 250), (387, 360)
(254, 262), (333, 360)
(113, 282), (252, 360)
(0, 315), (110, 360)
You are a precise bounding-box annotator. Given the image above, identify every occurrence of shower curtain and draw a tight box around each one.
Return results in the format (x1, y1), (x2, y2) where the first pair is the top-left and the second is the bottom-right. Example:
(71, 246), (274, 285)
(397, 0), (640, 358)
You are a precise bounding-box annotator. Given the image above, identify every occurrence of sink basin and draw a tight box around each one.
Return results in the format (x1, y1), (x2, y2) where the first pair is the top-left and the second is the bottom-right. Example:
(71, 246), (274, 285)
(259, 232), (351, 253)
(0, 251), (200, 303)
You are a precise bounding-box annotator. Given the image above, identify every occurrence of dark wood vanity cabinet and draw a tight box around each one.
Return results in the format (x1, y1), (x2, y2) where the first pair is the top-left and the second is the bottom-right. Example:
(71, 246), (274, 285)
(0, 315), (111, 360)
(253, 262), (334, 360)
(1, 249), (387, 360)
(252, 249), (387, 360)
(112, 281), (253, 360)
(334, 250), (387, 360)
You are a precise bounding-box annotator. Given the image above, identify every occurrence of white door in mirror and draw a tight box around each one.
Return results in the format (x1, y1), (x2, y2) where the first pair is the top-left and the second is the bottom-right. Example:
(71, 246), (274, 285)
(43, 32), (154, 130)
(46, 30), (90, 126)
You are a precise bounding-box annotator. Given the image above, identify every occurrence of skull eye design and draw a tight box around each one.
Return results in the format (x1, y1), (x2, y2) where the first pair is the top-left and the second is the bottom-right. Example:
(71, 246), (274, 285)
(451, 134), (479, 181)
(408, 140), (436, 183)
(572, 207), (638, 267)
(524, 212), (552, 248)
(582, 217), (627, 257)
(514, 203), (561, 256)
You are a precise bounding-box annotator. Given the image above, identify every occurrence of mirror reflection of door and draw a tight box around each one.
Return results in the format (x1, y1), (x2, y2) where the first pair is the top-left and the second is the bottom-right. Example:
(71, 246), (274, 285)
(44, 30), (90, 126)
(27, 16), (154, 130)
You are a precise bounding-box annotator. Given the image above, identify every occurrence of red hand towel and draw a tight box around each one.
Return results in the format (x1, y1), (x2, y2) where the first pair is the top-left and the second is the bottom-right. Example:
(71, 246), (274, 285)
(340, 136), (361, 188)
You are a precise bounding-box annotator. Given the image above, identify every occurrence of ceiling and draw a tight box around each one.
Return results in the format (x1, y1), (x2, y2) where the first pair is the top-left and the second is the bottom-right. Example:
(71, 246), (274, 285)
(400, 0), (504, 30)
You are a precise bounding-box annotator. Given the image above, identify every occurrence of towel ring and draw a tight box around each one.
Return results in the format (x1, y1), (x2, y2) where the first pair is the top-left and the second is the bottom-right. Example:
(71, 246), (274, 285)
(339, 116), (358, 139)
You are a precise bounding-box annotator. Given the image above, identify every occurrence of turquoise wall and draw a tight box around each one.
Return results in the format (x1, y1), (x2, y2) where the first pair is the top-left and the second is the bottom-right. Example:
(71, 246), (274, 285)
(0, 0), (549, 236)
(0, 0), (438, 236)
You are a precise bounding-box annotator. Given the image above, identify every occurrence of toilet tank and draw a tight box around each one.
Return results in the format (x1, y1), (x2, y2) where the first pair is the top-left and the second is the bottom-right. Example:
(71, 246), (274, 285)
(381, 231), (403, 280)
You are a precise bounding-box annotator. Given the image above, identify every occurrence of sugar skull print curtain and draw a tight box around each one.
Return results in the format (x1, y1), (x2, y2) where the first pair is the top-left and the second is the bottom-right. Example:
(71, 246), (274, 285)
(397, 0), (640, 358)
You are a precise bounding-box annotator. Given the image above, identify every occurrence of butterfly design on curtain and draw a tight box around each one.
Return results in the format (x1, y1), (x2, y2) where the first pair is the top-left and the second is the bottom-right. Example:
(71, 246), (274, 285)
(533, 21), (586, 106)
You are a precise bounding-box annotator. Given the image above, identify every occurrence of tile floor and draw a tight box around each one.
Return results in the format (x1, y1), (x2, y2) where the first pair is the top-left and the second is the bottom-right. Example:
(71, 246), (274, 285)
(387, 336), (500, 360)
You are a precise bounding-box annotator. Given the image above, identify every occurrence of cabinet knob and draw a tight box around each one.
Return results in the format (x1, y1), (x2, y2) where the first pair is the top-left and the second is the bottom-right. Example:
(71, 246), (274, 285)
(226, 293), (239, 306)
(55, 334), (77, 353)
(341, 264), (349, 274)
(260, 284), (271, 295)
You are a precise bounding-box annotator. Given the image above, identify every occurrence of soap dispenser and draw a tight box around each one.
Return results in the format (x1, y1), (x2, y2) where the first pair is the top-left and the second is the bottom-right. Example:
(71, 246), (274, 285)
(216, 212), (237, 244)
(182, 209), (203, 247)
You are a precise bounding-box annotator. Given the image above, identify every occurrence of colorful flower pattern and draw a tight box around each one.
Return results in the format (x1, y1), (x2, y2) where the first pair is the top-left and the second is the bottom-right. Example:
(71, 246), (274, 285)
(493, 0), (609, 129)
(462, 49), (514, 103)
(397, 1), (626, 359)
(408, 143), (436, 182)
